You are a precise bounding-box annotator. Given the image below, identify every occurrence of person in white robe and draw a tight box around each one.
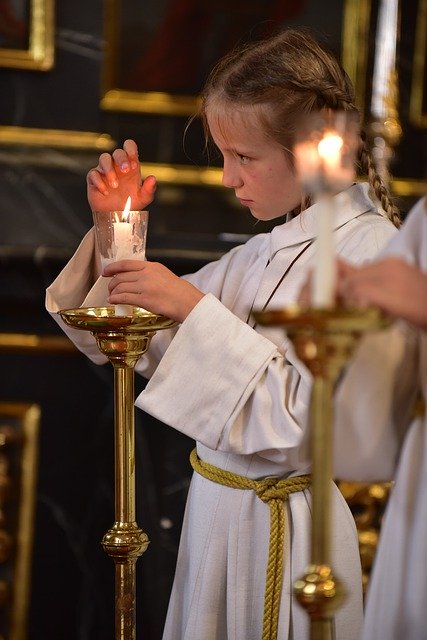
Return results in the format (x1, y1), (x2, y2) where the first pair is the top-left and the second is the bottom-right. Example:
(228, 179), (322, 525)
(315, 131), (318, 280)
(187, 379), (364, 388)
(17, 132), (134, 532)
(46, 28), (401, 640)
(333, 196), (427, 640)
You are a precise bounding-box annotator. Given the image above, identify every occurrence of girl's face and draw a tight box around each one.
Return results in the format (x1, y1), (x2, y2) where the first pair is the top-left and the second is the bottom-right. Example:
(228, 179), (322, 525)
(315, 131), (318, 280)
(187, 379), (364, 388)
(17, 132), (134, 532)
(207, 106), (302, 221)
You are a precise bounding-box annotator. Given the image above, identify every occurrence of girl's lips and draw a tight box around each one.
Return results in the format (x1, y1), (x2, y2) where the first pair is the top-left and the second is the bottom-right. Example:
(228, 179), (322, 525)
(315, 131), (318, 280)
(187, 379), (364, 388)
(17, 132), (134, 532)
(238, 198), (253, 207)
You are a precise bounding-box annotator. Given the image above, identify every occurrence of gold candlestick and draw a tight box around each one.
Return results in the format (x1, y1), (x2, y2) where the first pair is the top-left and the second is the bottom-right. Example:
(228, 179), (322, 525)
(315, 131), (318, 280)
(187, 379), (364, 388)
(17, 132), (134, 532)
(253, 305), (389, 640)
(59, 306), (176, 640)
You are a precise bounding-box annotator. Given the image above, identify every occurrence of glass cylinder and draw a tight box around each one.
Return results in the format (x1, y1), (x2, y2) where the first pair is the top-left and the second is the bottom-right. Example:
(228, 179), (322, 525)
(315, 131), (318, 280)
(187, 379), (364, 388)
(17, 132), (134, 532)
(92, 209), (149, 269)
(92, 207), (149, 316)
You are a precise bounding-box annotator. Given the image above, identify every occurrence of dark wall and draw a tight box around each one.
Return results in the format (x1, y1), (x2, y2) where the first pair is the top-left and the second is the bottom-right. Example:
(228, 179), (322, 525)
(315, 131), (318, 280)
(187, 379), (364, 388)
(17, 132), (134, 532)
(0, 1), (426, 639)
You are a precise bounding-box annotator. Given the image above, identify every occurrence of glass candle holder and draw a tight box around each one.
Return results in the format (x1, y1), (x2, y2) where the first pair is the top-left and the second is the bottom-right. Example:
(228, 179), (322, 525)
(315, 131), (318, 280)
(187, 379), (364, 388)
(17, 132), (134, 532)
(92, 206), (149, 316)
(293, 110), (360, 194)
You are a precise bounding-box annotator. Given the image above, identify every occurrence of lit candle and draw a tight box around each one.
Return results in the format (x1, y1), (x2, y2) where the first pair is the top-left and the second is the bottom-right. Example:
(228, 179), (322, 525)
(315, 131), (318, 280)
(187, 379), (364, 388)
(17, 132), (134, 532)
(293, 111), (359, 307)
(113, 196), (134, 316)
(294, 128), (352, 192)
(312, 134), (342, 308)
(312, 192), (336, 308)
(318, 133), (343, 180)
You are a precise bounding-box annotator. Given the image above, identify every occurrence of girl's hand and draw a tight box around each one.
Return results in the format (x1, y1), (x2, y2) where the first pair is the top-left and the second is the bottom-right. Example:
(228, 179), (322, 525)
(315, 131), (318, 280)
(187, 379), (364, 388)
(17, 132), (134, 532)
(104, 260), (205, 323)
(87, 139), (157, 213)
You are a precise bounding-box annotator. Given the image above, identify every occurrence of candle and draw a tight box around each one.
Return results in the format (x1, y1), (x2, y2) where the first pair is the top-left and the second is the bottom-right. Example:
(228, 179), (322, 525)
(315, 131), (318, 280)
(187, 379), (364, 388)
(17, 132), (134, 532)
(312, 193), (336, 308)
(318, 133), (342, 177)
(293, 111), (359, 308)
(311, 136), (341, 308)
(294, 111), (358, 194)
(112, 196), (134, 316)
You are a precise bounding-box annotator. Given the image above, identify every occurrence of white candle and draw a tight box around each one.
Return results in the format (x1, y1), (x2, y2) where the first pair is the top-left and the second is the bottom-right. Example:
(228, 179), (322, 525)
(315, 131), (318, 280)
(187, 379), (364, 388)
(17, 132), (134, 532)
(312, 135), (342, 308)
(312, 193), (336, 308)
(113, 196), (134, 316)
(113, 221), (133, 260)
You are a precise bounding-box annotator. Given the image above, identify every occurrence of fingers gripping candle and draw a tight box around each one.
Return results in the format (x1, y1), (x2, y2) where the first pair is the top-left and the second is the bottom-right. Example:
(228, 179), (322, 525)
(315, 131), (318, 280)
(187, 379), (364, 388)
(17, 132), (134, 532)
(92, 197), (149, 316)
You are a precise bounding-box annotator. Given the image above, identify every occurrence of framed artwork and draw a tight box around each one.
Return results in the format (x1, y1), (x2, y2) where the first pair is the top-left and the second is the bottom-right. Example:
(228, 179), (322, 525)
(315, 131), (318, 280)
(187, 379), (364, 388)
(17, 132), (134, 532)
(0, 401), (39, 640)
(101, 0), (345, 116)
(410, 0), (427, 127)
(0, 0), (54, 70)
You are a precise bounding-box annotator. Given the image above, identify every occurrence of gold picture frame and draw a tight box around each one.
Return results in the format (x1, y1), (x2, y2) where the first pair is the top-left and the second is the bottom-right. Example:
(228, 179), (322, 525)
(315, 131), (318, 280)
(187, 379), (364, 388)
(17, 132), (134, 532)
(0, 401), (40, 640)
(341, 0), (372, 114)
(410, 0), (427, 127)
(0, 126), (116, 150)
(100, 0), (200, 116)
(0, 0), (54, 70)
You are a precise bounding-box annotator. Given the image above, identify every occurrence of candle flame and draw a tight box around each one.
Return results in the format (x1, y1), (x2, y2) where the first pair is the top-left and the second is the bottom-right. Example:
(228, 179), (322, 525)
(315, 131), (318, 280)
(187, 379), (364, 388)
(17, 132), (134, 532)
(113, 196), (132, 223)
(317, 133), (343, 161)
(122, 196), (131, 222)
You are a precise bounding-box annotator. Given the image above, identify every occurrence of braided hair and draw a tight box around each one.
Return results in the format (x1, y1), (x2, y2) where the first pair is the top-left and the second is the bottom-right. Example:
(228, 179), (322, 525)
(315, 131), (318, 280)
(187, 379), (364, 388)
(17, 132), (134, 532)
(200, 27), (401, 227)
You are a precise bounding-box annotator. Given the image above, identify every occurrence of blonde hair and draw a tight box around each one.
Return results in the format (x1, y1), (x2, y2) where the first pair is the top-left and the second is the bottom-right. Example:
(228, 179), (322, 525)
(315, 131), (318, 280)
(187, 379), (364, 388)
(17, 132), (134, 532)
(199, 28), (401, 228)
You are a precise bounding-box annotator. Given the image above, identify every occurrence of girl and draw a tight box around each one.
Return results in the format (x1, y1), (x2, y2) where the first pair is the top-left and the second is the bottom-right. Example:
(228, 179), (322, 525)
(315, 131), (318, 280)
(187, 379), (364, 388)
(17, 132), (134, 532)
(46, 28), (400, 640)
(333, 196), (427, 640)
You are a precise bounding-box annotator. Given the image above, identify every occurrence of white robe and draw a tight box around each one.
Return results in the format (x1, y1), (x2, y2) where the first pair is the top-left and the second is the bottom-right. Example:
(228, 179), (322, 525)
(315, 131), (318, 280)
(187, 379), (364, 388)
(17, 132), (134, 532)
(46, 183), (397, 640)
(334, 196), (427, 640)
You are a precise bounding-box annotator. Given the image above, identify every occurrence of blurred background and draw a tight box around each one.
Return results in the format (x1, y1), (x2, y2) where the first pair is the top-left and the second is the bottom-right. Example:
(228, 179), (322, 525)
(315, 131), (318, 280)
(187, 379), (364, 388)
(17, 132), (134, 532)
(0, 1), (426, 638)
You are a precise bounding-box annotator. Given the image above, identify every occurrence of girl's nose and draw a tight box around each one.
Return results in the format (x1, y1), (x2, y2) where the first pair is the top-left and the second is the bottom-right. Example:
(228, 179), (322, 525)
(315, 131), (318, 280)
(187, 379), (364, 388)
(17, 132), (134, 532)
(222, 161), (243, 189)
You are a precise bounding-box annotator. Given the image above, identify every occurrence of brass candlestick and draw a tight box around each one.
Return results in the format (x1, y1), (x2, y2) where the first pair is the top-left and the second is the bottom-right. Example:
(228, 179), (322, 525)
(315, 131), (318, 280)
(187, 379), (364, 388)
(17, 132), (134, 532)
(59, 306), (176, 640)
(253, 305), (389, 640)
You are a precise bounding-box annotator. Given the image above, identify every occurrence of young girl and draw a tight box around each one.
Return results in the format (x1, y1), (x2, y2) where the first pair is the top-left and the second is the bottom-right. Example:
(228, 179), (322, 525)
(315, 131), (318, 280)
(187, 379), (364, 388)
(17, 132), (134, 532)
(46, 28), (400, 640)
(333, 196), (427, 640)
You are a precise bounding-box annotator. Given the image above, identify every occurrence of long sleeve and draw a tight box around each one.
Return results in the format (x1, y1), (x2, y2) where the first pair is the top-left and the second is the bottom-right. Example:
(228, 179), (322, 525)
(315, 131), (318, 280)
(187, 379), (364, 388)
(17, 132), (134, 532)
(138, 292), (312, 467)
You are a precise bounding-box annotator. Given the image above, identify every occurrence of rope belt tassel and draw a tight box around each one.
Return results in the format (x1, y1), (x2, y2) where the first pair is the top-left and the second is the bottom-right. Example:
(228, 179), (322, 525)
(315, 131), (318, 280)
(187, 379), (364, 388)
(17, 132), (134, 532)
(190, 448), (311, 640)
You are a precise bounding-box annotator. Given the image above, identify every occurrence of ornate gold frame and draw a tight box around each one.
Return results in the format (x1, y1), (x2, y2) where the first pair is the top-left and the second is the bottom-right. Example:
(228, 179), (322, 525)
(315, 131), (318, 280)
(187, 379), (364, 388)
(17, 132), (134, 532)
(0, 126), (116, 150)
(341, 0), (372, 113)
(0, 333), (77, 354)
(410, 0), (427, 127)
(0, 0), (55, 70)
(100, 0), (200, 115)
(0, 401), (40, 640)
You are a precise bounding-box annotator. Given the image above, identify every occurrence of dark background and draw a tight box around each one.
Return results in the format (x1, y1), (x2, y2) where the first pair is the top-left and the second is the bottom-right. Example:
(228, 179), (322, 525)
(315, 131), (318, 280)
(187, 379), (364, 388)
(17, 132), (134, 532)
(0, 1), (426, 639)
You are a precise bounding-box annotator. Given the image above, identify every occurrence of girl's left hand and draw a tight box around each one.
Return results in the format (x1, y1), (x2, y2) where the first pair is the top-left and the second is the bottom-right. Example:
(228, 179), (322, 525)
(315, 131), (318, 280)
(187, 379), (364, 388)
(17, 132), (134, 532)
(104, 260), (205, 323)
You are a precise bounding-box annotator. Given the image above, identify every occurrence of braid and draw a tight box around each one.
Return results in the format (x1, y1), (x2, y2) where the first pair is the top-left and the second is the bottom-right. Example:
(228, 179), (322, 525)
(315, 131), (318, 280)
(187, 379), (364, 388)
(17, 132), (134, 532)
(359, 131), (401, 229)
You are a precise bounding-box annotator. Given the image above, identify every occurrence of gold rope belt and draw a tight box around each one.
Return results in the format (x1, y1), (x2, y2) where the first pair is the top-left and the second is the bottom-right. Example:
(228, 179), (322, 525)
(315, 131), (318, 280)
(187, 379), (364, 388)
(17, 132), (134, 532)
(190, 448), (311, 640)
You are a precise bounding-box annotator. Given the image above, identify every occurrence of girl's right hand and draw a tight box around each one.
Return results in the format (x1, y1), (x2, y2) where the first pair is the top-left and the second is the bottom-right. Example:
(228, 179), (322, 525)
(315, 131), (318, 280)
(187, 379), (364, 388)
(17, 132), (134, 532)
(87, 139), (157, 212)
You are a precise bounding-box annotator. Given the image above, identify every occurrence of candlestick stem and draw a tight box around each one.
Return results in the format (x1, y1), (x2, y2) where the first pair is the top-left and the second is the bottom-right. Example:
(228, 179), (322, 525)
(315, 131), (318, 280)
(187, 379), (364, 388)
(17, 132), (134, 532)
(311, 376), (333, 566)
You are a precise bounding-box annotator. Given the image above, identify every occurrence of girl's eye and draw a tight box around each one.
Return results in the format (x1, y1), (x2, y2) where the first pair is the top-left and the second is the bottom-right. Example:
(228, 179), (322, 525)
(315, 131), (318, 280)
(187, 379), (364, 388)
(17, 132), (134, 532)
(238, 154), (250, 164)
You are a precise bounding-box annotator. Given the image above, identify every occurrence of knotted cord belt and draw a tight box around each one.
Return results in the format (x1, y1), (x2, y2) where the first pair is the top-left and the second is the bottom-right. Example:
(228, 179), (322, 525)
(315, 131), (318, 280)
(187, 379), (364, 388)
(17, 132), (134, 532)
(190, 448), (311, 640)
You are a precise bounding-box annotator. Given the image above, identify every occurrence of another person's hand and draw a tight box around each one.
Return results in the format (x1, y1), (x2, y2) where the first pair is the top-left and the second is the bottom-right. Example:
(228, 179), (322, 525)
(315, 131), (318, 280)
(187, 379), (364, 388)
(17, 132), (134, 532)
(104, 260), (205, 323)
(87, 139), (157, 213)
(337, 257), (427, 330)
